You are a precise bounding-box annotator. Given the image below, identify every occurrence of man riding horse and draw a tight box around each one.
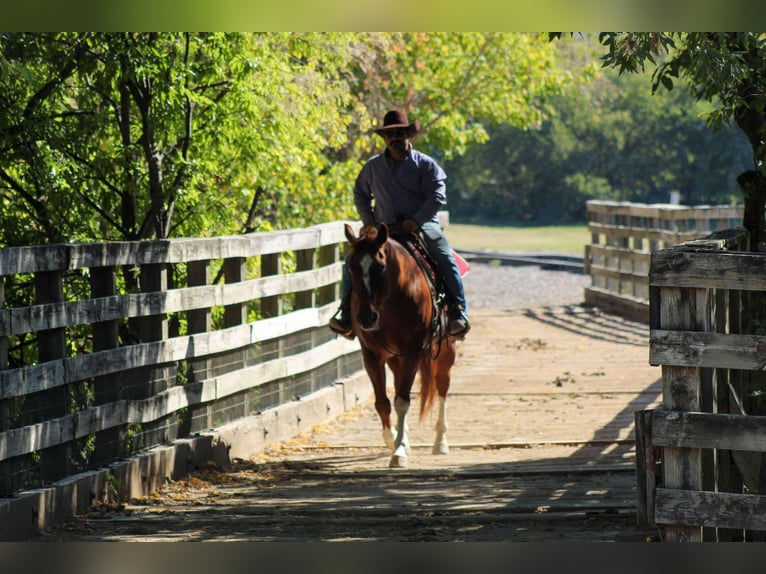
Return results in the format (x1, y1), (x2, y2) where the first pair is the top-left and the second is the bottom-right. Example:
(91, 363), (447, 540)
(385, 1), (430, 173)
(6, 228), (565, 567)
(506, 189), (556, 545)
(329, 109), (470, 339)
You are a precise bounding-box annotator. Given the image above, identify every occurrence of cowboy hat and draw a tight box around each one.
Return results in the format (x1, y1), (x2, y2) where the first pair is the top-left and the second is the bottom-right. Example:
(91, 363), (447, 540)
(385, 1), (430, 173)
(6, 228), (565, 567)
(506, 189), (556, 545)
(373, 110), (420, 137)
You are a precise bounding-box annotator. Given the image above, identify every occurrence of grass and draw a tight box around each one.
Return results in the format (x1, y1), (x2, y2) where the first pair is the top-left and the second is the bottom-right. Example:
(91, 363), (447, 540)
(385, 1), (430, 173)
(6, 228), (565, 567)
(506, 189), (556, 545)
(444, 223), (589, 255)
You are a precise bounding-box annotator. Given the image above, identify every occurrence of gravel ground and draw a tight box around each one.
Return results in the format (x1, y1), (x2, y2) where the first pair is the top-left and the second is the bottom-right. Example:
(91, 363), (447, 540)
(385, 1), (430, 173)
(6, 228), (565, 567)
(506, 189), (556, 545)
(462, 261), (591, 310)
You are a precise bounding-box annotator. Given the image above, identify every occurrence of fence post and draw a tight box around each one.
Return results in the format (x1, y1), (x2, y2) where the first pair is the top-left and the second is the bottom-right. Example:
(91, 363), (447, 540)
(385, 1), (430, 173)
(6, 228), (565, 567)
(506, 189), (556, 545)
(261, 253), (282, 318)
(318, 244), (340, 307)
(659, 285), (705, 542)
(35, 269), (69, 482)
(223, 257), (247, 327)
(295, 248), (316, 310)
(136, 263), (170, 398)
(187, 260), (212, 379)
(187, 260), (213, 431)
(90, 265), (121, 463)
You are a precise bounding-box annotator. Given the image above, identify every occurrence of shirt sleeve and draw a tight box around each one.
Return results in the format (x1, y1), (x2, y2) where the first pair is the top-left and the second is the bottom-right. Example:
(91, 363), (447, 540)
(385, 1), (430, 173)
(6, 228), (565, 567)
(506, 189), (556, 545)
(353, 164), (376, 226)
(412, 158), (447, 225)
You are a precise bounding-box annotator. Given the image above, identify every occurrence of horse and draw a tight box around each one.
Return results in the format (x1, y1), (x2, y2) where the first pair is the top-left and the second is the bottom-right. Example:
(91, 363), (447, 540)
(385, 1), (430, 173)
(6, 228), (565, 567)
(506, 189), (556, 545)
(343, 222), (457, 468)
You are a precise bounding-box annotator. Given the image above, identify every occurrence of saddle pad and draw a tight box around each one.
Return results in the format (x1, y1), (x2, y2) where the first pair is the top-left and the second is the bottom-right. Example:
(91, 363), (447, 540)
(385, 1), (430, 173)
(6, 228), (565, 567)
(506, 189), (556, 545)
(453, 249), (470, 277)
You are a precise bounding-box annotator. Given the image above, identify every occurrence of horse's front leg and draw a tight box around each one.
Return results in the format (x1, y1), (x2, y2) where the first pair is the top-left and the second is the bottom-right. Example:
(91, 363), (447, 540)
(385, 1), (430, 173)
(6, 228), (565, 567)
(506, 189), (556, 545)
(388, 357), (419, 468)
(361, 348), (394, 450)
(390, 395), (411, 467)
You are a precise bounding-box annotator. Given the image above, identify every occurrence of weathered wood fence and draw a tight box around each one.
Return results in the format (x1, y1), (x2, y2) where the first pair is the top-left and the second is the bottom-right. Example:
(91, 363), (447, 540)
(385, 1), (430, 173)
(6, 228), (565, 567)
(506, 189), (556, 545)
(585, 200), (744, 322)
(0, 222), (361, 501)
(637, 225), (766, 541)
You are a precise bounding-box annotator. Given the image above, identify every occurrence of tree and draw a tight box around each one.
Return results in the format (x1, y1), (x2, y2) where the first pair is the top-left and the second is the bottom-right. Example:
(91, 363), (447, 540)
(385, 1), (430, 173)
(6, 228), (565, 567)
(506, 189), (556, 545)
(596, 32), (766, 249)
(340, 33), (569, 162)
(0, 33), (568, 247)
(445, 34), (751, 224)
(0, 32), (359, 245)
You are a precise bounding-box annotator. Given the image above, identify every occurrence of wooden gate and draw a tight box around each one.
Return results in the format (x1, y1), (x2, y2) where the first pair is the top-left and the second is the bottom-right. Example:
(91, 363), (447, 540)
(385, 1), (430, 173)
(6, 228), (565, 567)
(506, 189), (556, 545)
(638, 226), (766, 541)
(585, 200), (743, 323)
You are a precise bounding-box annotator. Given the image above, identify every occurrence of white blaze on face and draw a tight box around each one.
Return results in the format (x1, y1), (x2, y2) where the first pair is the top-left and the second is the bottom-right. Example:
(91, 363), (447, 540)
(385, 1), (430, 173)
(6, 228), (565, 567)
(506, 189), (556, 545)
(360, 253), (374, 295)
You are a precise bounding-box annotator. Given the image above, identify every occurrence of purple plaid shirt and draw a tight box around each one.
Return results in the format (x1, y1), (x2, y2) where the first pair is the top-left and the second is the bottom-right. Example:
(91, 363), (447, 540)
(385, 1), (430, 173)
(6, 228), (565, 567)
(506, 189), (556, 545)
(353, 147), (447, 227)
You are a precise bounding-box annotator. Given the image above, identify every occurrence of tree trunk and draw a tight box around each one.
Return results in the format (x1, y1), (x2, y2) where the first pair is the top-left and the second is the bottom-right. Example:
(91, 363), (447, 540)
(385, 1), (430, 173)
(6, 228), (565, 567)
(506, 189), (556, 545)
(737, 170), (766, 252)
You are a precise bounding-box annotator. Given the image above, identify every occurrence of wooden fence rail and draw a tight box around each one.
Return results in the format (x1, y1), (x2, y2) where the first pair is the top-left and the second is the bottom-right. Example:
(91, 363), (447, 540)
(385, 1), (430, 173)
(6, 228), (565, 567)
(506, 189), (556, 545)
(0, 221), (361, 497)
(638, 225), (766, 541)
(585, 200), (743, 322)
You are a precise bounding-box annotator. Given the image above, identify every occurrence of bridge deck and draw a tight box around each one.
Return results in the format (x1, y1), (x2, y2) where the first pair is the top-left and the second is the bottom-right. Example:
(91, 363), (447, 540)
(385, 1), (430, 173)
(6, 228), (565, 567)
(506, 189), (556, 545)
(38, 306), (662, 541)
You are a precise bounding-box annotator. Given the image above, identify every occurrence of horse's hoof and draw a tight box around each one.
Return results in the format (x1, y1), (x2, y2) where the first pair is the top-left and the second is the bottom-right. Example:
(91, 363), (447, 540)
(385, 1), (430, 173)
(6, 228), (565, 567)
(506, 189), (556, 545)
(432, 443), (449, 455)
(389, 454), (408, 468)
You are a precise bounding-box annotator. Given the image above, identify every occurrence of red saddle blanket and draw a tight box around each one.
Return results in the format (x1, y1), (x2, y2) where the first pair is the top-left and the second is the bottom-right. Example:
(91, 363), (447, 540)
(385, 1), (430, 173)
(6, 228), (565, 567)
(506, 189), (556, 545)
(453, 249), (470, 277)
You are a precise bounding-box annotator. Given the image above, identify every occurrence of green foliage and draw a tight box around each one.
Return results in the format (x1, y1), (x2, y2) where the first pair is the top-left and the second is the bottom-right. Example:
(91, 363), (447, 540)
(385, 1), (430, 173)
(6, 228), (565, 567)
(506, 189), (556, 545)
(598, 33), (766, 170)
(446, 34), (752, 224)
(0, 33), (567, 246)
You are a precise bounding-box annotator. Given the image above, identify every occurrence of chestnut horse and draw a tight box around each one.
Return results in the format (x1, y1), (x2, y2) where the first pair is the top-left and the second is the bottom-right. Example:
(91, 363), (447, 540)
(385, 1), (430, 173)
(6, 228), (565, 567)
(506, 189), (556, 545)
(343, 223), (457, 468)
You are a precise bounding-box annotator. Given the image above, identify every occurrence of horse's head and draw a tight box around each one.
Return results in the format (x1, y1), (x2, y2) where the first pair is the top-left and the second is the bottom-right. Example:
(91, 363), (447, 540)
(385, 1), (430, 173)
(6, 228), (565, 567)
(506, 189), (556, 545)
(344, 223), (390, 331)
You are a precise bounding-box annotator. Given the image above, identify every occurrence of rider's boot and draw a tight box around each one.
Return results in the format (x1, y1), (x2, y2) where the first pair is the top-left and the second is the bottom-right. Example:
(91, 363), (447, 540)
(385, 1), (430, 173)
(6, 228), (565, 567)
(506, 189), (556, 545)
(329, 302), (354, 340)
(448, 305), (470, 338)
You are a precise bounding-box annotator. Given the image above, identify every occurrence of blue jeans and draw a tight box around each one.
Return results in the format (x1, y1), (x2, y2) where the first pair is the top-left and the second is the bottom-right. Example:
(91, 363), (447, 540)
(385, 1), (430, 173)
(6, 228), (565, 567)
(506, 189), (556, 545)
(340, 221), (467, 313)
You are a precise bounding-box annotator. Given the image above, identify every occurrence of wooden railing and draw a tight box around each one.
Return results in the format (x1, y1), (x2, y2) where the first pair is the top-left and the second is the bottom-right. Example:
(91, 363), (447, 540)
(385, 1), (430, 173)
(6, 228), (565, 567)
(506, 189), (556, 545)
(585, 200), (744, 322)
(637, 226), (766, 541)
(0, 222), (360, 497)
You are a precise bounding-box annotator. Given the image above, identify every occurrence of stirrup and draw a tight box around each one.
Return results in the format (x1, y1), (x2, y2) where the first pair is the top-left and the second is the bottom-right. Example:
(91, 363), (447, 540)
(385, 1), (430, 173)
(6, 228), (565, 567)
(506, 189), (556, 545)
(448, 306), (470, 338)
(329, 308), (354, 340)
(449, 319), (470, 338)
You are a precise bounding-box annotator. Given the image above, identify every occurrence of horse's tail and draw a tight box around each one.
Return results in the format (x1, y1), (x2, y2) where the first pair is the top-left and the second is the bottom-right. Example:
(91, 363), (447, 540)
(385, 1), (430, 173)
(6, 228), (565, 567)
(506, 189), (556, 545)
(418, 356), (438, 420)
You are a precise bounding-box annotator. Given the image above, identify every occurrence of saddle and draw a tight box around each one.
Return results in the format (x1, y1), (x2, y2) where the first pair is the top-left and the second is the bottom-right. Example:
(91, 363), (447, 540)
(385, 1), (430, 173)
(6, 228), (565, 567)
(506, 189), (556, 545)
(388, 227), (447, 315)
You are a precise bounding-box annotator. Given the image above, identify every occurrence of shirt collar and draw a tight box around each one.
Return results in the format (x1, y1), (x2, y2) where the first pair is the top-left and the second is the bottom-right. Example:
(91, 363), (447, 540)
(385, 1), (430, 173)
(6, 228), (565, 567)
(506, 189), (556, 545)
(383, 144), (413, 162)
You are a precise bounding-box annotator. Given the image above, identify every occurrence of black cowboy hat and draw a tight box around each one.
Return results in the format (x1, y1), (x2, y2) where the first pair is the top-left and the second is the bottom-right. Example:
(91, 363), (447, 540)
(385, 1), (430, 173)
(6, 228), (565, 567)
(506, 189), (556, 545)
(373, 110), (420, 137)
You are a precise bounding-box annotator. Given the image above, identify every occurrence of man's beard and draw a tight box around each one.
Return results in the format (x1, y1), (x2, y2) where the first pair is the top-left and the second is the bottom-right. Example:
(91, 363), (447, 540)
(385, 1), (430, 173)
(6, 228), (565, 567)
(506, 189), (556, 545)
(388, 140), (407, 154)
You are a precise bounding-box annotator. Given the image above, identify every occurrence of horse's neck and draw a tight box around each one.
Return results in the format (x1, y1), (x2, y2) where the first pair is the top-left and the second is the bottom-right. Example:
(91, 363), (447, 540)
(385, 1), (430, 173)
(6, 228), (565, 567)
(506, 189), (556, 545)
(386, 239), (427, 297)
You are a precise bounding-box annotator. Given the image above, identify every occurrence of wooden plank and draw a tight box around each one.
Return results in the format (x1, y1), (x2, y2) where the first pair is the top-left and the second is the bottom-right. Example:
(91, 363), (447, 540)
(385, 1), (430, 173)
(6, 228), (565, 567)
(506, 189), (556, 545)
(659, 286), (704, 542)
(588, 244), (651, 261)
(0, 263), (343, 336)
(0, 401), (128, 460)
(260, 253), (282, 319)
(587, 222), (707, 244)
(223, 257), (247, 328)
(655, 488), (766, 531)
(650, 330), (766, 370)
(650, 249), (766, 290)
(582, 287), (649, 324)
(0, 334), (359, 459)
(187, 260), (212, 384)
(635, 409), (656, 525)
(214, 337), (359, 400)
(295, 248), (316, 310)
(587, 200), (741, 221)
(653, 410), (766, 451)
(0, 222), (353, 275)
(586, 265), (649, 284)
(317, 244), (340, 306)
(0, 302), (343, 400)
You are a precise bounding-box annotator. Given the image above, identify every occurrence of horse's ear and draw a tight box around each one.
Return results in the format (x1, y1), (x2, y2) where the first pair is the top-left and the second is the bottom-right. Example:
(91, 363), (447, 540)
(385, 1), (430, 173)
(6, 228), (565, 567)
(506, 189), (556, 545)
(344, 223), (356, 243)
(377, 223), (389, 245)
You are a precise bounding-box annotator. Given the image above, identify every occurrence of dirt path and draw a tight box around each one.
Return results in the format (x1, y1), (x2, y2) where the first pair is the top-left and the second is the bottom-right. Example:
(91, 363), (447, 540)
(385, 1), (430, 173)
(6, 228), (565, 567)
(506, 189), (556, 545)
(39, 305), (662, 542)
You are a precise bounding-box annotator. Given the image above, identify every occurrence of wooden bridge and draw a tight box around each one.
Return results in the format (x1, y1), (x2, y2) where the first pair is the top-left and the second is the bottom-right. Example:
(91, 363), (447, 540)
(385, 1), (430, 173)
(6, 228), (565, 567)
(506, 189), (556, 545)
(35, 304), (662, 541)
(5, 208), (766, 542)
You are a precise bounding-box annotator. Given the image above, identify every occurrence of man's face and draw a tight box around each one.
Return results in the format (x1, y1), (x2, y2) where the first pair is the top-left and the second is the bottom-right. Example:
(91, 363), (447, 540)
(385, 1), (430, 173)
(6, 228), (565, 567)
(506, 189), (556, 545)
(382, 128), (409, 156)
